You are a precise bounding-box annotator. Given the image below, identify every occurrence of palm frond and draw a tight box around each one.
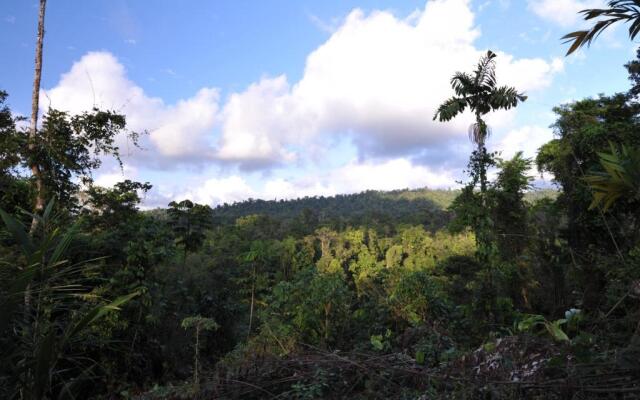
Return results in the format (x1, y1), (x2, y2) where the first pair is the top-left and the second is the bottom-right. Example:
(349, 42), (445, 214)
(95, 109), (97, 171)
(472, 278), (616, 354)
(450, 72), (475, 96)
(474, 50), (497, 90)
(489, 86), (527, 110)
(563, 0), (640, 55)
(433, 97), (468, 122)
(434, 50), (525, 147)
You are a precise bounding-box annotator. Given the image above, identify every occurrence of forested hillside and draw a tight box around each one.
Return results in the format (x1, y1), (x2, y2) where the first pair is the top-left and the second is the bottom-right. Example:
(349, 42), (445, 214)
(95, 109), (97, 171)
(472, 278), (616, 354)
(208, 188), (556, 230)
(209, 189), (455, 230)
(2, 1), (640, 399)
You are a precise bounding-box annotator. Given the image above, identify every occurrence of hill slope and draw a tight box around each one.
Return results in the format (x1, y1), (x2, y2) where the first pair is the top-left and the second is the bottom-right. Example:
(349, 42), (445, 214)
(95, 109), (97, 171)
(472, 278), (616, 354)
(211, 188), (455, 229)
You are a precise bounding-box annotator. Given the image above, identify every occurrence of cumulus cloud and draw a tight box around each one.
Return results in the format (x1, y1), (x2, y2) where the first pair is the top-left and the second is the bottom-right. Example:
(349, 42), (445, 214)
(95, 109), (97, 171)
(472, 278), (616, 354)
(175, 176), (257, 206)
(493, 125), (555, 160)
(527, 0), (604, 27)
(93, 165), (138, 188)
(217, 0), (563, 170)
(217, 76), (300, 168)
(46, 0), (561, 174)
(44, 0), (565, 205)
(43, 52), (220, 166)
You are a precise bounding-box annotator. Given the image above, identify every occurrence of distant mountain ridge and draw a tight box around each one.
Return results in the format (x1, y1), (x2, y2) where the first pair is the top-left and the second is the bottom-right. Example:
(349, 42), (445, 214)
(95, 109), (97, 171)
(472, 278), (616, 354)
(209, 188), (557, 230)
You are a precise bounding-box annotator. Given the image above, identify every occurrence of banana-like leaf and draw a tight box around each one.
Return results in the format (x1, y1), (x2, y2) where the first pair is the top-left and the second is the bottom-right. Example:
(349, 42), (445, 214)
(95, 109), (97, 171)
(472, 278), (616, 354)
(0, 208), (34, 257)
(49, 224), (78, 266)
(584, 143), (640, 211)
(0, 262), (40, 335)
(42, 198), (55, 221)
(64, 291), (140, 341)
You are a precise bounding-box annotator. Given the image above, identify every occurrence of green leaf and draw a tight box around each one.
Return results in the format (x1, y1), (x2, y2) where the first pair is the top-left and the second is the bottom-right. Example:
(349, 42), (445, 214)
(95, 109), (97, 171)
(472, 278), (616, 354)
(43, 198), (56, 221)
(370, 334), (384, 351)
(0, 208), (34, 256)
(65, 291), (140, 341)
(49, 224), (78, 266)
(415, 350), (426, 365)
(544, 320), (569, 342)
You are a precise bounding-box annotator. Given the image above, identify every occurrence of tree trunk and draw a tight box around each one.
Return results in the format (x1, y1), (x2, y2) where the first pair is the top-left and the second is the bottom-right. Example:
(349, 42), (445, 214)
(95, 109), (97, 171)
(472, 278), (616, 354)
(25, 0), (47, 331)
(194, 326), (200, 387)
(247, 266), (255, 339)
(324, 302), (331, 343)
(29, 0), (47, 234)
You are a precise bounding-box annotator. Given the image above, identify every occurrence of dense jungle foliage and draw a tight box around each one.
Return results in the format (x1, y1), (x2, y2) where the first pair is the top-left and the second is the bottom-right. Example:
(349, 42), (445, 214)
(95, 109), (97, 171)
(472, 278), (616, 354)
(2, 1), (640, 398)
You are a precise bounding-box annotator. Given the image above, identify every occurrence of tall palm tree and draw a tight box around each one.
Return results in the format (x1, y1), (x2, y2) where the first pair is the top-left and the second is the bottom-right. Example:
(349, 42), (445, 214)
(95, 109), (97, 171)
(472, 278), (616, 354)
(434, 50), (527, 192)
(29, 0), (47, 234)
(562, 0), (640, 55)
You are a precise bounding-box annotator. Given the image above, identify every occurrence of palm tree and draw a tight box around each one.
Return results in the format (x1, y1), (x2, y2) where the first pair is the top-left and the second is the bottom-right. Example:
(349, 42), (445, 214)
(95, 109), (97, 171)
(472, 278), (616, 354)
(434, 50), (527, 193)
(29, 0), (47, 234)
(562, 0), (640, 55)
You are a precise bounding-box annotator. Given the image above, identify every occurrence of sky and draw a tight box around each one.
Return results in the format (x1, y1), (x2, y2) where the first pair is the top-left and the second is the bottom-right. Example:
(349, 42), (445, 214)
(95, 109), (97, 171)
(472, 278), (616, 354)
(0, 0), (637, 207)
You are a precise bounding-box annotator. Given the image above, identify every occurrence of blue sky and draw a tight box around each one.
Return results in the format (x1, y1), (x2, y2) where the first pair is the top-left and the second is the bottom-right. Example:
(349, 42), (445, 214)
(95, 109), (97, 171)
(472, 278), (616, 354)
(0, 0), (637, 207)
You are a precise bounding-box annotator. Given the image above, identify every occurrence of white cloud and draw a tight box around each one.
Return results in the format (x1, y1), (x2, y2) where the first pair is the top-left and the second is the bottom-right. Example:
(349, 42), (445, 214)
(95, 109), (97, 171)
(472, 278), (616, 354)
(177, 176), (257, 206)
(171, 157), (457, 207)
(150, 88), (219, 158)
(492, 125), (554, 160)
(93, 165), (138, 188)
(43, 0), (565, 205)
(218, 0), (562, 169)
(43, 52), (220, 165)
(324, 158), (457, 192)
(527, 0), (604, 27)
(217, 76), (300, 167)
(490, 125), (556, 186)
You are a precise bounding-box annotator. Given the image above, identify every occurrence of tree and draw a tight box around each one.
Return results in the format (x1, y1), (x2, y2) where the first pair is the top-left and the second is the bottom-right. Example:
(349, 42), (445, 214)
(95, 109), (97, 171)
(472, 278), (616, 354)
(388, 270), (449, 327)
(562, 0), (640, 55)
(81, 180), (152, 231)
(0, 91), (19, 176)
(491, 152), (533, 260)
(536, 93), (640, 311)
(240, 240), (273, 339)
(33, 109), (140, 214)
(434, 50), (527, 194)
(181, 316), (218, 387)
(0, 100), (139, 222)
(448, 150), (498, 263)
(28, 0), (47, 232)
(79, 180), (155, 269)
(22, 0), (140, 223)
(167, 200), (213, 263)
(434, 51), (526, 321)
(265, 267), (352, 348)
(0, 91), (31, 215)
(624, 47), (640, 98)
